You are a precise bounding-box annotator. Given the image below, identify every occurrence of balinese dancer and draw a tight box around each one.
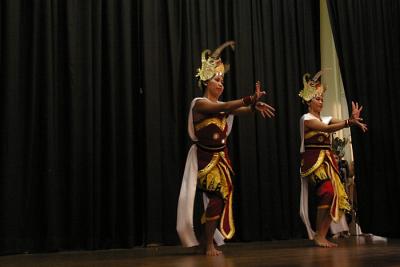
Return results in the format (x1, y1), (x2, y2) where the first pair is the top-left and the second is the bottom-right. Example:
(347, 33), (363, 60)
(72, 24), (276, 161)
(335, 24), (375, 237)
(298, 71), (367, 247)
(177, 41), (275, 256)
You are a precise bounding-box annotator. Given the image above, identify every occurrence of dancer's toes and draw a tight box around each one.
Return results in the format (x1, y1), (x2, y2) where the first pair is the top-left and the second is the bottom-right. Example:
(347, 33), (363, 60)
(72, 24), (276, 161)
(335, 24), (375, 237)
(327, 240), (338, 247)
(205, 245), (222, 256)
(314, 239), (329, 247)
(314, 235), (336, 248)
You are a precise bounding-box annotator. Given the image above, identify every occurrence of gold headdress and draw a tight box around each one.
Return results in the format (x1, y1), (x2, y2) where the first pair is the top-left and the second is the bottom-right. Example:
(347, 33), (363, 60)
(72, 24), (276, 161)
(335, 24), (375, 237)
(298, 70), (327, 102)
(196, 41), (235, 87)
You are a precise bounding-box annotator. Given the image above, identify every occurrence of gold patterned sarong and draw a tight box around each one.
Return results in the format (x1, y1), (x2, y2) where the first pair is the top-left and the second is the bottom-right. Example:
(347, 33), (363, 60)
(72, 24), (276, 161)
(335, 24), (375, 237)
(300, 131), (351, 222)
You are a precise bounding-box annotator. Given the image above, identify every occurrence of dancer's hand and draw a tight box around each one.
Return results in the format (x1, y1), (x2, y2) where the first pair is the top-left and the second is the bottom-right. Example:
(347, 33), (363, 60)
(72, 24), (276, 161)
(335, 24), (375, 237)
(255, 102), (275, 118)
(252, 81), (266, 103)
(349, 117), (368, 132)
(351, 101), (363, 119)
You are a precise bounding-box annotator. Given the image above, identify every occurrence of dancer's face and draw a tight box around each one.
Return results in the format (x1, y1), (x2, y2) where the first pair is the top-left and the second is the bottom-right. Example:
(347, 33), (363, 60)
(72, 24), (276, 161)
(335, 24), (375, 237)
(309, 90), (324, 113)
(206, 73), (224, 99)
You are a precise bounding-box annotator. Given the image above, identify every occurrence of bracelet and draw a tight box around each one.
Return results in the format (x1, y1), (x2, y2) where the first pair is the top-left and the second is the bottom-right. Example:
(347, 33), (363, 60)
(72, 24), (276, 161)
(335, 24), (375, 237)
(345, 119), (349, 128)
(242, 95), (253, 106)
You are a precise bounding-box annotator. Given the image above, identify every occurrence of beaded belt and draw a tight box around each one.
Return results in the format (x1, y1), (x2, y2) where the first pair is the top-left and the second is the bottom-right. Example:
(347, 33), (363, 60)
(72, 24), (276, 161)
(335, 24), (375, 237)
(196, 142), (226, 152)
(304, 144), (331, 150)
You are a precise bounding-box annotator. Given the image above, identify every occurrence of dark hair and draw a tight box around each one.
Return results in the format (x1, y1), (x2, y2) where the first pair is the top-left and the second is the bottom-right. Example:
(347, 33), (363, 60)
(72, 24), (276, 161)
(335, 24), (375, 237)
(198, 80), (207, 92)
(301, 100), (309, 113)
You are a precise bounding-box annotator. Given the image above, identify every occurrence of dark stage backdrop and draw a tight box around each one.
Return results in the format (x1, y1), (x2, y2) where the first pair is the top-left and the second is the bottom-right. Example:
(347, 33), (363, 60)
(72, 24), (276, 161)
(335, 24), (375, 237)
(1, 0), (321, 254)
(1, 0), (145, 253)
(327, 0), (400, 238)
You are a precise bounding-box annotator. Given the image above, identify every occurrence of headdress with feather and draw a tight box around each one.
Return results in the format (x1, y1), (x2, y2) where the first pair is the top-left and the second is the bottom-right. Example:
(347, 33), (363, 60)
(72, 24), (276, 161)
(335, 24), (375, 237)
(298, 70), (327, 102)
(196, 41), (235, 87)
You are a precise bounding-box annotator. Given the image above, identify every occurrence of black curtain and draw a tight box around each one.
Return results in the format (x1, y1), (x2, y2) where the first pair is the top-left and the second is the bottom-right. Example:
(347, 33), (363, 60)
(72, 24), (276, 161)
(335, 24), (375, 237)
(0, 0), (145, 253)
(327, 0), (400, 237)
(1, 0), (320, 254)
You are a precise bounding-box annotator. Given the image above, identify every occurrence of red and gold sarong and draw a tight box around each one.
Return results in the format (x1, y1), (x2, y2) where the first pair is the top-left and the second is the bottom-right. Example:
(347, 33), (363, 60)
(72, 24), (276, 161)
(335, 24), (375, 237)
(194, 114), (235, 239)
(300, 131), (351, 222)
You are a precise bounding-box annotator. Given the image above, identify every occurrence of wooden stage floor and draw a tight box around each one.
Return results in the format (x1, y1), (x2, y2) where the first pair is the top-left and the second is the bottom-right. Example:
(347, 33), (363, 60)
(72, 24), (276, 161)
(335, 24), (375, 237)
(1, 235), (399, 267)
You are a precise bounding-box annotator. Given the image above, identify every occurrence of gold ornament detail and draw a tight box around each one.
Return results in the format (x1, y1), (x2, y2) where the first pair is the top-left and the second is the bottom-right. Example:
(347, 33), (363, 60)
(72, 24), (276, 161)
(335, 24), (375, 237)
(298, 70), (327, 102)
(196, 41), (235, 87)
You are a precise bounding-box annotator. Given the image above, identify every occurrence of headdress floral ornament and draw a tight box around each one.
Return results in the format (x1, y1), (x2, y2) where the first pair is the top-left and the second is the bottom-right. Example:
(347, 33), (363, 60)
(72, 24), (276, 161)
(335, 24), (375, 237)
(332, 137), (349, 158)
(196, 41), (235, 87)
(298, 70), (327, 102)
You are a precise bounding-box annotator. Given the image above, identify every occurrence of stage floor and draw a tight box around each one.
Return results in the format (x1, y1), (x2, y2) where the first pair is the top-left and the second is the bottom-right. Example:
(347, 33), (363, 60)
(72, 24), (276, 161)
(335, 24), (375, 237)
(1, 235), (399, 267)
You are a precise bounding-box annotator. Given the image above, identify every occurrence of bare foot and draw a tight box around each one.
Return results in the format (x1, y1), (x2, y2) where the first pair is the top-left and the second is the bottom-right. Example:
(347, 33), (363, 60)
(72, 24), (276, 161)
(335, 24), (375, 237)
(327, 239), (338, 247)
(314, 235), (337, 248)
(205, 244), (222, 256)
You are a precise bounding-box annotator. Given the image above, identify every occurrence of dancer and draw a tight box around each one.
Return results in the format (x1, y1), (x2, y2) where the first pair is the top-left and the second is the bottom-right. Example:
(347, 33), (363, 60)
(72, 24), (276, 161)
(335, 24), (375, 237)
(177, 41), (275, 255)
(298, 70), (367, 247)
